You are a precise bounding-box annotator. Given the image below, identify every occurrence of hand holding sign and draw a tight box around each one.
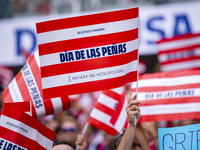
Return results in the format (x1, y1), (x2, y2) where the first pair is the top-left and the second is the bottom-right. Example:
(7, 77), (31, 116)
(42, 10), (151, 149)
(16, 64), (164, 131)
(126, 94), (142, 126)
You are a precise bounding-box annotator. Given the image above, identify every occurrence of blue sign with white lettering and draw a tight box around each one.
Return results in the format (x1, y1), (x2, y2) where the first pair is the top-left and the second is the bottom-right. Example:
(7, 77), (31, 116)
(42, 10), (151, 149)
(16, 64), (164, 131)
(158, 123), (200, 150)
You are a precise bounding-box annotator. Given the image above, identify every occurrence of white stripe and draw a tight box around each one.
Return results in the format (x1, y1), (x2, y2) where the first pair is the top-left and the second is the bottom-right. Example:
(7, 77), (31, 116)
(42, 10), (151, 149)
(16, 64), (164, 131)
(90, 108), (113, 127)
(21, 63), (46, 118)
(111, 86), (124, 95)
(138, 75), (200, 88)
(158, 48), (200, 63)
(137, 88), (200, 100)
(196, 48), (200, 56)
(34, 50), (40, 68)
(158, 36), (200, 52)
(8, 78), (24, 102)
(40, 39), (138, 67)
(0, 115), (53, 150)
(158, 54), (168, 63)
(98, 94), (118, 109)
(131, 81), (137, 90)
(37, 18), (139, 45)
(42, 60), (138, 89)
(161, 59), (200, 71)
(114, 98), (128, 132)
(141, 102), (200, 116)
(51, 97), (63, 114)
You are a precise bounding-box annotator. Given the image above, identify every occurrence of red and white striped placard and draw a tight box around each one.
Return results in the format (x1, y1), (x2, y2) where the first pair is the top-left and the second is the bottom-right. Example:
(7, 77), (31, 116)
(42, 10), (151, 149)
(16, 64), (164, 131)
(36, 7), (139, 99)
(0, 103), (55, 150)
(131, 69), (200, 122)
(2, 51), (71, 119)
(157, 33), (200, 72)
(87, 87), (127, 136)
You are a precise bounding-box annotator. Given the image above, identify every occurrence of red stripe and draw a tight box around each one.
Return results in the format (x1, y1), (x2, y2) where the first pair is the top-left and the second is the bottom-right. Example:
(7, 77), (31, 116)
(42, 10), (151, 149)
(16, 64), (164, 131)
(87, 117), (118, 136)
(110, 92), (125, 125)
(140, 97), (200, 106)
(2, 104), (55, 140)
(138, 69), (200, 80)
(157, 33), (200, 44)
(28, 55), (43, 96)
(158, 43), (200, 54)
(95, 103), (114, 116)
(36, 7), (138, 33)
(0, 127), (46, 150)
(42, 71), (137, 99)
(15, 71), (31, 102)
(31, 101), (37, 118)
(102, 90), (122, 102)
(139, 112), (200, 123)
(61, 96), (71, 111)
(39, 29), (138, 55)
(2, 88), (13, 103)
(133, 84), (200, 92)
(43, 99), (54, 115)
(6, 101), (30, 112)
(41, 50), (138, 78)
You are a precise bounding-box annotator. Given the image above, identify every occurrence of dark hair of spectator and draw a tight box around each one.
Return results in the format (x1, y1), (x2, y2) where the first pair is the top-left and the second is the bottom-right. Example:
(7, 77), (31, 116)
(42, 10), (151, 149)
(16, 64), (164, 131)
(52, 141), (75, 149)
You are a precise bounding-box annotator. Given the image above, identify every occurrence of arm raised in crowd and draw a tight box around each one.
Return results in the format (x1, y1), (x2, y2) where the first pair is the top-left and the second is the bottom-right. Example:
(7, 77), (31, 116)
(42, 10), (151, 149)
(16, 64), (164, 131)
(117, 95), (142, 150)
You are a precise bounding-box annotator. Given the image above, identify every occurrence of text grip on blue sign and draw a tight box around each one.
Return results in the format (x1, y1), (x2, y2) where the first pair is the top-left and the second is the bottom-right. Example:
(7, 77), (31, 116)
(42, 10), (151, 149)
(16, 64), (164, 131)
(158, 123), (200, 150)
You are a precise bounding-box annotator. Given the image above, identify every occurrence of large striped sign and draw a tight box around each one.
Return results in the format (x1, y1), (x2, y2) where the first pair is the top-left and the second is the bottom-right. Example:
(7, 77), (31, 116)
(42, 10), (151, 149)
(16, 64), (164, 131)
(0, 103), (55, 150)
(2, 51), (71, 119)
(131, 69), (200, 122)
(157, 33), (200, 72)
(36, 7), (139, 99)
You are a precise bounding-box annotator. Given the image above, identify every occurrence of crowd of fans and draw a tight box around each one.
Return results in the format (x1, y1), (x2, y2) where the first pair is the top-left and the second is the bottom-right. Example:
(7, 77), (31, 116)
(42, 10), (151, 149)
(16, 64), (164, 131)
(0, 0), (200, 150)
(1, 81), (199, 150)
(0, 52), (199, 150)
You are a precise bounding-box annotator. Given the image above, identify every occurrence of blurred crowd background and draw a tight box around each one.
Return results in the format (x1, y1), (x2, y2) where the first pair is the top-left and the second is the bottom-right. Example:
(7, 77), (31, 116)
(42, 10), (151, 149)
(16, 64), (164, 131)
(1, 0), (199, 19)
(1, 0), (199, 75)
(1, 0), (200, 150)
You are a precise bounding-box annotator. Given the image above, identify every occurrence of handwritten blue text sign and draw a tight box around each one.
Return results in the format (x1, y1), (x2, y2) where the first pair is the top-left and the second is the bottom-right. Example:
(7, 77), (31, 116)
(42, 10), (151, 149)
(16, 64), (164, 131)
(158, 123), (200, 150)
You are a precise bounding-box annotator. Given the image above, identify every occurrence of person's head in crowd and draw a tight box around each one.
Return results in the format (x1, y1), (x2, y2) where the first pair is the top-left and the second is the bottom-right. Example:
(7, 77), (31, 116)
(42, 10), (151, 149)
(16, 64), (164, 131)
(55, 115), (80, 148)
(103, 132), (113, 148)
(178, 119), (195, 126)
(52, 141), (75, 150)
(46, 119), (59, 131)
(108, 129), (141, 150)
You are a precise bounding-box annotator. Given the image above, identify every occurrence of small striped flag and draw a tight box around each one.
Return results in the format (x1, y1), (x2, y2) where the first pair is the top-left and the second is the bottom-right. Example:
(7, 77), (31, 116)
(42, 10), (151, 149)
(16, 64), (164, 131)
(87, 86), (128, 136)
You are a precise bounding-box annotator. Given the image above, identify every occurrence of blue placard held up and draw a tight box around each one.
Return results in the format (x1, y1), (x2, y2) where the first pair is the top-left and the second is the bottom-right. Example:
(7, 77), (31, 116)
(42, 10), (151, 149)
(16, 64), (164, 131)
(158, 123), (200, 150)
